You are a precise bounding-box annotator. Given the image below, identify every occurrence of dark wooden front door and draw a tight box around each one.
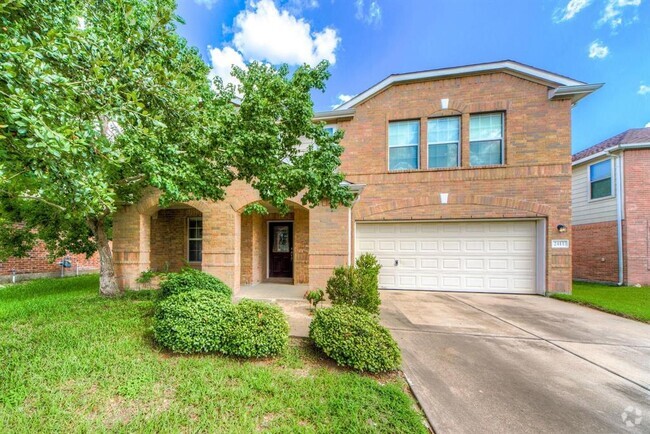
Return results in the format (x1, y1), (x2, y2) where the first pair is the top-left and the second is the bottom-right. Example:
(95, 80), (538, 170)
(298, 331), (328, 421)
(269, 222), (293, 278)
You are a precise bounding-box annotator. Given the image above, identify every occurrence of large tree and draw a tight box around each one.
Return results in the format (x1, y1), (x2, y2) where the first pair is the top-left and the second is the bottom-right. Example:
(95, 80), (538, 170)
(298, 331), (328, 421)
(0, 0), (352, 295)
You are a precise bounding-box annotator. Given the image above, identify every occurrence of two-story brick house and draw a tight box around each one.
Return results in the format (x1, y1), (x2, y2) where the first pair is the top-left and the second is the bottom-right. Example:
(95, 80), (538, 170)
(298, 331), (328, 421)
(112, 61), (600, 295)
(572, 127), (650, 286)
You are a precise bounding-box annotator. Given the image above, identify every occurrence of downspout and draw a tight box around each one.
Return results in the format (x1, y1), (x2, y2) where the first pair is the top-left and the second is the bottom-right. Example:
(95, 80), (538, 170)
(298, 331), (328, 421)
(348, 190), (363, 265)
(607, 150), (624, 286)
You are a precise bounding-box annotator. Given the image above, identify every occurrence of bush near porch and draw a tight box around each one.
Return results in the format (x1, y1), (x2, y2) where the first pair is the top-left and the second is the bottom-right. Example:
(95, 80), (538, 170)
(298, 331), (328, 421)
(310, 305), (402, 373)
(153, 271), (288, 358)
(0, 275), (427, 432)
(158, 268), (232, 300)
(326, 253), (382, 314)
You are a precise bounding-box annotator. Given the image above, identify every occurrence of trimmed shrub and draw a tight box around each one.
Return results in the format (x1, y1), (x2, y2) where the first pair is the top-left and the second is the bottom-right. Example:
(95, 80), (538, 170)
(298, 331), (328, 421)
(222, 299), (289, 358)
(326, 253), (381, 314)
(309, 305), (401, 373)
(153, 290), (234, 353)
(158, 268), (232, 300)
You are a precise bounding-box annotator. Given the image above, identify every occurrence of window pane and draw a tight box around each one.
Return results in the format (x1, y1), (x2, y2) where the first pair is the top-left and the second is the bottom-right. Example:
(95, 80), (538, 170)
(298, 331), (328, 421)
(189, 240), (202, 262)
(272, 226), (290, 253)
(428, 117), (459, 143)
(470, 113), (503, 141)
(389, 146), (418, 170)
(590, 160), (611, 181)
(324, 127), (336, 136)
(389, 121), (419, 147)
(470, 140), (502, 166)
(591, 178), (612, 199)
(428, 143), (458, 168)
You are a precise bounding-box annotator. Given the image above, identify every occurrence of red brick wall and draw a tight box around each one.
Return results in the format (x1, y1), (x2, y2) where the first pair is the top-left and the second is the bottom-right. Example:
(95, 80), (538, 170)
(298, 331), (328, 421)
(331, 72), (573, 293)
(0, 241), (100, 279)
(572, 221), (619, 283)
(624, 149), (650, 285)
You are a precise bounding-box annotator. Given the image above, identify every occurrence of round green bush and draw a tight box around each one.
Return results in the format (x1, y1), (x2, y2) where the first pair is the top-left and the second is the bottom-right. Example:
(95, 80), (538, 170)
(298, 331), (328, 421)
(153, 290), (234, 354)
(222, 299), (289, 358)
(158, 268), (232, 300)
(309, 305), (401, 373)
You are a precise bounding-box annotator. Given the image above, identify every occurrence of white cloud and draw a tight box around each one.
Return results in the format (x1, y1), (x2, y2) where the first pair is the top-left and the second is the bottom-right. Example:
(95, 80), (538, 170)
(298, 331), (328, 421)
(555, 0), (592, 22)
(231, 0), (339, 66)
(645, 122), (650, 127)
(355, 0), (382, 26)
(599, 0), (642, 29)
(588, 40), (609, 59)
(281, 0), (319, 14)
(194, 0), (219, 9)
(208, 46), (247, 88)
(337, 94), (354, 104)
(639, 84), (650, 95)
(331, 94), (354, 109)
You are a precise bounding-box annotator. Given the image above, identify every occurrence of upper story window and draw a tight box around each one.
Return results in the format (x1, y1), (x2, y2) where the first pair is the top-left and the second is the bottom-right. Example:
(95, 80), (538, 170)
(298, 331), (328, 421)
(589, 159), (613, 200)
(428, 117), (460, 168)
(324, 126), (337, 136)
(388, 120), (419, 171)
(469, 113), (504, 166)
(188, 217), (203, 262)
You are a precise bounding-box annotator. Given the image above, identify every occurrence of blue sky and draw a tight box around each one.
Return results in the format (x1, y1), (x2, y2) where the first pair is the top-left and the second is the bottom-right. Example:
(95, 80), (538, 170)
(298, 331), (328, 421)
(175, 0), (649, 153)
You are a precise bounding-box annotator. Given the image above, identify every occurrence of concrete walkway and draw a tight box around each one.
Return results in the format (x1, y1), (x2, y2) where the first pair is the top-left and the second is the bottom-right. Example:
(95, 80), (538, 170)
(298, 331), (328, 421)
(381, 291), (650, 434)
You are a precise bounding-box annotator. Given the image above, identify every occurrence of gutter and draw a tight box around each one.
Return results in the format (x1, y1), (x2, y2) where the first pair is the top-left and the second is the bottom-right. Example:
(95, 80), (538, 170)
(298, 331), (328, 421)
(313, 108), (356, 122)
(548, 83), (604, 105)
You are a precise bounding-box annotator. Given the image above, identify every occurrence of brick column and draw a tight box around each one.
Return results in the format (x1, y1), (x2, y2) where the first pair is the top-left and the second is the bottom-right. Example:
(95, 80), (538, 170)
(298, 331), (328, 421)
(201, 205), (241, 292)
(308, 203), (350, 290)
(461, 112), (470, 167)
(113, 205), (151, 289)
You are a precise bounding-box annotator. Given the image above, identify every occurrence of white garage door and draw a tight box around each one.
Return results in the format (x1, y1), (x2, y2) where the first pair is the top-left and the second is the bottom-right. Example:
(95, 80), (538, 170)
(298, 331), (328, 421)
(356, 221), (538, 294)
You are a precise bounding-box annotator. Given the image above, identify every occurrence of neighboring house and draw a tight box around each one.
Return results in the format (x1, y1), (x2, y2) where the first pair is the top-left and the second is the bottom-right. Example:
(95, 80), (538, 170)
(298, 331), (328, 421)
(572, 127), (650, 286)
(0, 243), (100, 283)
(113, 60), (601, 295)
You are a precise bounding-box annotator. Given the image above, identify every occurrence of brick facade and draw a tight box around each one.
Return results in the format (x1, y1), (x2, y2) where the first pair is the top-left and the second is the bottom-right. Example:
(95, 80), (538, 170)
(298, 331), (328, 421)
(0, 242), (100, 283)
(333, 72), (574, 293)
(572, 221), (619, 283)
(113, 69), (578, 294)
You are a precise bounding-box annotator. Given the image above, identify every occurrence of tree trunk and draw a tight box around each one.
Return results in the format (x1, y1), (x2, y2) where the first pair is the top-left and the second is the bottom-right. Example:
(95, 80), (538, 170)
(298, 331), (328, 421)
(88, 217), (121, 296)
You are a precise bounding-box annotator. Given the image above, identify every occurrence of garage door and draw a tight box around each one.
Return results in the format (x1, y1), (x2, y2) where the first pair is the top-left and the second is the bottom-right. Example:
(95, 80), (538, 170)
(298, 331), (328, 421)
(356, 221), (538, 294)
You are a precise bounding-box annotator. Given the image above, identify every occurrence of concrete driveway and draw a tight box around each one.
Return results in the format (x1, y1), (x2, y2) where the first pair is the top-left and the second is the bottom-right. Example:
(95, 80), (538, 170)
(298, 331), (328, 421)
(381, 291), (650, 434)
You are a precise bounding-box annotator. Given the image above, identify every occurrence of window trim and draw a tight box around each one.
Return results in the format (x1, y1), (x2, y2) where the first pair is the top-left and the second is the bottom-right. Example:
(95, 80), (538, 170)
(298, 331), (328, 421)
(588, 159), (614, 201)
(187, 217), (203, 263)
(427, 115), (461, 169)
(469, 112), (505, 167)
(388, 119), (420, 171)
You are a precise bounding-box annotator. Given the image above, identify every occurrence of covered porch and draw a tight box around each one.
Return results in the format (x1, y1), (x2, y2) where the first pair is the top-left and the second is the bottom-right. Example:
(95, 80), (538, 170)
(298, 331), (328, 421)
(112, 184), (352, 294)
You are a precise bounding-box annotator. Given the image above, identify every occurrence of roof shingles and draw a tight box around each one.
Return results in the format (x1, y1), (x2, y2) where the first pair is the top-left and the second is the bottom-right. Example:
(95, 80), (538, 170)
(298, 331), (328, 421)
(572, 127), (650, 162)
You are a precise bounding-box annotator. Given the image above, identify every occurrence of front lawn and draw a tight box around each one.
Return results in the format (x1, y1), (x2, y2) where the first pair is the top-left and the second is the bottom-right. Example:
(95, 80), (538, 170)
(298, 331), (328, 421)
(0, 275), (427, 433)
(552, 281), (650, 323)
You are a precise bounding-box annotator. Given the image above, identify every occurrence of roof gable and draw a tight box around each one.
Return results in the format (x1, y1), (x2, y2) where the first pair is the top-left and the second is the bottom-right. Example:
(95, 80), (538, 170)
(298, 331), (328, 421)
(335, 60), (600, 110)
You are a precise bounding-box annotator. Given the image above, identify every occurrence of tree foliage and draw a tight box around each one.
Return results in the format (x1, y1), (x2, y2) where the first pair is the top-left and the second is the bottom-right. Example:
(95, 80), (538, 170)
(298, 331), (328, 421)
(0, 0), (353, 294)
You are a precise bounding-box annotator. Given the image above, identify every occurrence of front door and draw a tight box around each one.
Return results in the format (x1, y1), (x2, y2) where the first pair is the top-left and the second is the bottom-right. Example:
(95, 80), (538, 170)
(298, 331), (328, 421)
(269, 222), (293, 278)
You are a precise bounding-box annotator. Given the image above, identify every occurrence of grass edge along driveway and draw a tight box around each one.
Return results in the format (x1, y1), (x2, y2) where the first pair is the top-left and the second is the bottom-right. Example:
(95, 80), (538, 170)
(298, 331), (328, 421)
(552, 281), (650, 323)
(0, 275), (428, 433)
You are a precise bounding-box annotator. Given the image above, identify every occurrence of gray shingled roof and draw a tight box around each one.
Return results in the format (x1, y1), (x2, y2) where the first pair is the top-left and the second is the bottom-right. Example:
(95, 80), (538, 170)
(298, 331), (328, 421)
(572, 127), (650, 162)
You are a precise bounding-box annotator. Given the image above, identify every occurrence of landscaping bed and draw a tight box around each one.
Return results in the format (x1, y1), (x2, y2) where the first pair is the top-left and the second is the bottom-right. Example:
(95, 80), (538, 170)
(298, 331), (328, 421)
(552, 281), (650, 323)
(0, 275), (428, 432)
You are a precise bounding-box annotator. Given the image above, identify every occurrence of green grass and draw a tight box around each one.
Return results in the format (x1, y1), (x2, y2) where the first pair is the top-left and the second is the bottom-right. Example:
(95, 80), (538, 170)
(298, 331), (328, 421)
(0, 275), (428, 433)
(552, 281), (650, 323)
